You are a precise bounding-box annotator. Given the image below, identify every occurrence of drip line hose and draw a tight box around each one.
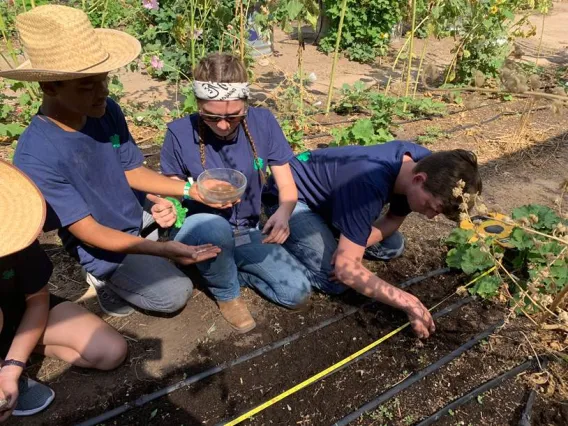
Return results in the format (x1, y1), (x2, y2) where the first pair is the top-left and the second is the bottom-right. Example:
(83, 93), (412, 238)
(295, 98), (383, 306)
(518, 358), (547, 426)
(519, 389), (538, 426)
(219, 284), (486, 426)
(77, 268), (450, 426)
(416, 358), (538, 426)
(333, 319), (505, 426)
(325, 297), (474, 380)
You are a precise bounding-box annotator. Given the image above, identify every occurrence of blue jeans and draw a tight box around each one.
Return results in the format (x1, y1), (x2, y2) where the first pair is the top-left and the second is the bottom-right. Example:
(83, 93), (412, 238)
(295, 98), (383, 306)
(172, 213), (312, 308)
(273, 202), (405, 295)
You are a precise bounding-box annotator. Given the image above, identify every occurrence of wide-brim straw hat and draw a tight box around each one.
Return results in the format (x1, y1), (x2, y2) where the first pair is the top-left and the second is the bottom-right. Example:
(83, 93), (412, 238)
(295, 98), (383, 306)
(0, 5), (141, 82)
(0, 160), (46, 257)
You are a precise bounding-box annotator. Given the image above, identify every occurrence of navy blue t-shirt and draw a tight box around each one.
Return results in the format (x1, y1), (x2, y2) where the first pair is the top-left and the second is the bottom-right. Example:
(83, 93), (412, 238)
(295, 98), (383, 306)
(267, 141), (431, 247)
(14, 98), (145, 278)
(161, 107), (294, 229)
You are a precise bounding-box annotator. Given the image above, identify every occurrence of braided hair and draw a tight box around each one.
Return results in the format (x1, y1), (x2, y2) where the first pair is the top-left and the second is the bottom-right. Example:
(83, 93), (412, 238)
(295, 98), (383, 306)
(194, 53), (265, 185)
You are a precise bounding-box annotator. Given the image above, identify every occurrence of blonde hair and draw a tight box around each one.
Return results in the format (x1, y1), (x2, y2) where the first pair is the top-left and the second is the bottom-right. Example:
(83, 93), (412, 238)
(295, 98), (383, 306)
(194, 53), (265, 184)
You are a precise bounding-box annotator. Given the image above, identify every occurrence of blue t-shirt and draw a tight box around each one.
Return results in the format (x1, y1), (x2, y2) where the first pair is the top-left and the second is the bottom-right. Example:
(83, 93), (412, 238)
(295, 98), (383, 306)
(267, 141), (431, 247)
(13, 98), (145, 278)
(160, 107), (294, 229)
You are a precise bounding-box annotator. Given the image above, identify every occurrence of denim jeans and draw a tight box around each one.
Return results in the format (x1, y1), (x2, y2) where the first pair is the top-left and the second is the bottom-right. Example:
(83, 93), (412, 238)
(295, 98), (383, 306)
(272, 202), (405, 295)
(172, 213), (312, 308)
(103, 211), (193, 313)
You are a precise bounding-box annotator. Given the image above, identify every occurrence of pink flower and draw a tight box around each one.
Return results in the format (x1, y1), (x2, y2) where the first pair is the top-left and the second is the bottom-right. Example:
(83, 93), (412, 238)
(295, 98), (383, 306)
(142, 0), (159, 11)
(192, 29), (203, 40)
(150, 55), (164, 70)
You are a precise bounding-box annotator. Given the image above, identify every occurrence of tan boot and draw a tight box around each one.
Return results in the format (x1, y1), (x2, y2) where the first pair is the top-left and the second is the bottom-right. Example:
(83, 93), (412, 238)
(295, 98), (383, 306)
(217, 297), (256, 333)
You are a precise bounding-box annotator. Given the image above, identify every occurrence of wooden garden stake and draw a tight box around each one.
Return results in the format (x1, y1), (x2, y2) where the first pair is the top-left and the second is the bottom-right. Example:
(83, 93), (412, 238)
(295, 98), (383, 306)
(413, 38), (429, 99)
(239, 0), (245, 62)
(325, 0), (348, 114)
(297, 20), (304, 117)
(403, 0), (417, 111)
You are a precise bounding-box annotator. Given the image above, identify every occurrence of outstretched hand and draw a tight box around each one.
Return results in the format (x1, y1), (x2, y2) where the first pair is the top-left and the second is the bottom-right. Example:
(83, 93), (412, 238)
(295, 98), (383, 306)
(161, 241), (221, 265)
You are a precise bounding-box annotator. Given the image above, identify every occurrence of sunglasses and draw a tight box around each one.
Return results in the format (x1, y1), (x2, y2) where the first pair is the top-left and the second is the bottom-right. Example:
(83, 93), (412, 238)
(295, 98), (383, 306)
(199, 108), (248, 124)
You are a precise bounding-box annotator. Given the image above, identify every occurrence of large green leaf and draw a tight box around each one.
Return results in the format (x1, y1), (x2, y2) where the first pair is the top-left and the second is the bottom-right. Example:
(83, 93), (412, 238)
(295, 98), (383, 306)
(0, 123), (25, 138)
(460, 246), (494, 275)
(350, 119), (375, 141)
(445, 228), (474, 246)
(469, 275), (501, 299)
(512, 204), (562, 231)
(286, 0), (304, 20)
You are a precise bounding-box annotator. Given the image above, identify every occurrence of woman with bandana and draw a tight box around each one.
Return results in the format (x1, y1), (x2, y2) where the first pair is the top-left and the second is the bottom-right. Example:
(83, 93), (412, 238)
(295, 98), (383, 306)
(154, 53), (311, 333)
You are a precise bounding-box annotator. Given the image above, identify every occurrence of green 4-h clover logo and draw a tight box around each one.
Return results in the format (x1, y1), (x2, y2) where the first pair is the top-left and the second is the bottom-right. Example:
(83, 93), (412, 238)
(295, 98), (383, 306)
(110, 134), (121, 149)
(254, 157), (264, 171)
(296, 151), (311, 162)
(2, 269), (15, 280)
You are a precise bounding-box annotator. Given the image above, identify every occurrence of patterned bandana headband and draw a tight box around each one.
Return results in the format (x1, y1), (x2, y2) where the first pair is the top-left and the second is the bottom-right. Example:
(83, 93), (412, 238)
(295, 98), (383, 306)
(193, 81), (250, 101)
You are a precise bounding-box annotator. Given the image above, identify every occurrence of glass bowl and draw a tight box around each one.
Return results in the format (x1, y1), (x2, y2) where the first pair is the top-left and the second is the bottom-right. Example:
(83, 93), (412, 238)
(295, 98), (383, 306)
(197, 168), (247, 204)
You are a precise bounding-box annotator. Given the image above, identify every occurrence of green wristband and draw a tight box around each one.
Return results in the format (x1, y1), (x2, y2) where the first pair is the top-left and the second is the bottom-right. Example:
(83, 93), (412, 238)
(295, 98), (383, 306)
(183, 181), (192, 200)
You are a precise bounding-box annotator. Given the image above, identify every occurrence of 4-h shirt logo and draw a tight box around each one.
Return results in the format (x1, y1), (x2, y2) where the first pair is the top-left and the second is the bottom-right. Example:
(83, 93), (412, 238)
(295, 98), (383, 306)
(254, 157), (264, 171)
(2, 269), (15, 280)
(296, 151), (311, 162)
(110, 134), (121, 149)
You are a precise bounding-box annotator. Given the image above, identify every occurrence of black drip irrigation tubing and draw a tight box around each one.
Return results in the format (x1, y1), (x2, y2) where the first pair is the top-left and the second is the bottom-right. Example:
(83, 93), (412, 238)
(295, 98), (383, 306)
(216, 294), (473, 426)
(416, 358), (540, 426)
(518, 358), (547, 426)
(333, 319), (506, 426)
(77, 268), (449, 426)
(328, 296), (475, 380)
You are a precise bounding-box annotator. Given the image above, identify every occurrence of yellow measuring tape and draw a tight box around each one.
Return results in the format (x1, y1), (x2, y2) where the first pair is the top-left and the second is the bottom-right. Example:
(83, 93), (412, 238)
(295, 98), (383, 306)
(222, 267), (496, 426)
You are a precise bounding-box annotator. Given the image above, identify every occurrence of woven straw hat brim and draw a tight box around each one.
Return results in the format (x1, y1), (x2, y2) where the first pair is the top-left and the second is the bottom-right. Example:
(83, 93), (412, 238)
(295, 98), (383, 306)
(0, 161), (46, 257)
(0, 29), (141, 82)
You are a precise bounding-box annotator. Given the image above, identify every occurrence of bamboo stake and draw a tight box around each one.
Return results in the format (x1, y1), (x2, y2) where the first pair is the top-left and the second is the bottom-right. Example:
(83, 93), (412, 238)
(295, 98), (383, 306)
(403, 0), (417, 110)
(413, 38), (428, 99)
(325, 0), (348, 114)
(101, 0), (110, 28)
(239, 0), (245, 62)
(297, 20), (304, 117)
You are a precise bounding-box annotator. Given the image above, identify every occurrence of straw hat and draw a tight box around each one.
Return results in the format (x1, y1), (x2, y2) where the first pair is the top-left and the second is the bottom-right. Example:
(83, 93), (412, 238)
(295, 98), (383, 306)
(0, 160), (46, 257)
(0, 5), (141, 82)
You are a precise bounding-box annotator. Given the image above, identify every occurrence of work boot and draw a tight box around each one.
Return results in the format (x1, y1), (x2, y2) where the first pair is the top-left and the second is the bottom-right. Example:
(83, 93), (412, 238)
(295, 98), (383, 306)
(217, 297), (256, 333)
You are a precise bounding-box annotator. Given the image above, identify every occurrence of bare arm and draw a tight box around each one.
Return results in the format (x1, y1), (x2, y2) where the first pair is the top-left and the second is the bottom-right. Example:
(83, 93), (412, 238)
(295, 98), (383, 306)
(366, 211), (406, 247)
(125, 166), (186, 197)
(68, 215), (220, 264)
(69, 215), (168, 256)
(262, 163), (298, 244)
(2, 287), (49, 374)
(272, 163), (298, 217)
(333, 235), (435, 338)
(0, 288), (50, 419)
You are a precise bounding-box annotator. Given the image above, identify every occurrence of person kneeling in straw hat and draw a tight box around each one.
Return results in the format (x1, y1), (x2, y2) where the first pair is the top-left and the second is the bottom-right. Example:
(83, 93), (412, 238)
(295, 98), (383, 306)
(3, 5), (221, 317)
(0, 160), (127, 421)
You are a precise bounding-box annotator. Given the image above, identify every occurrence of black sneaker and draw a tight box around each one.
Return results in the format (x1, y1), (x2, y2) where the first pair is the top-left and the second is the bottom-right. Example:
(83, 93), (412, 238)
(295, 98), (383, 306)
(85, 272), (134, 317)
(365, 231), (405, 261)
(13, 377), (55, 417)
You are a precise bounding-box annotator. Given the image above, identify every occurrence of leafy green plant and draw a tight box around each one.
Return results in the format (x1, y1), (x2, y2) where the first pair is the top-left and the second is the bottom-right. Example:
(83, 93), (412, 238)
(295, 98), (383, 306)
(319, 0), (402, 63)
(445, 204), (568, 313)
(430, 0), (535, 83)
(0, 80), (41, 141)
(331, 114), (394, 146)
(416, 125), (447, 145)
(280, 118), (306, 151)
(335, 81), (446, 118)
